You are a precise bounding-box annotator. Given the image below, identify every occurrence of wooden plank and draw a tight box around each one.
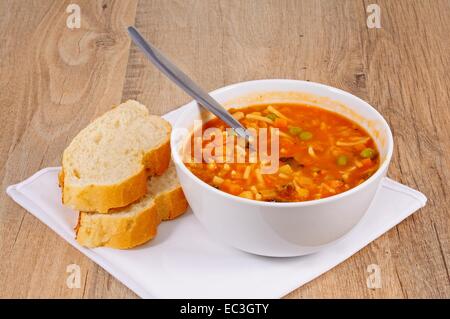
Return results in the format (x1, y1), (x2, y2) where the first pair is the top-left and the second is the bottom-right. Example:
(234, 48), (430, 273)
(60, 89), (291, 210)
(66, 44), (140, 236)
(0, 0), (138, 298)
(359, 0), (450, 298)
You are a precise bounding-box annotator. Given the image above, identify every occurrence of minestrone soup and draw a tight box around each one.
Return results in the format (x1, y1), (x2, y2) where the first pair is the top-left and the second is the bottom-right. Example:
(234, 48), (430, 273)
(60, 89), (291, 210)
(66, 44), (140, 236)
(184, 103), (380, 202)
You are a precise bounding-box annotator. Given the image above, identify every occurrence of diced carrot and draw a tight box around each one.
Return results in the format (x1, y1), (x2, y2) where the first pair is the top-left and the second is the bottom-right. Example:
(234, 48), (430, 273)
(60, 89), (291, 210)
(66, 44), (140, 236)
(294, 154), (314, 166)
(278, 142), (297, 157)
(328, 180), (344, 188)
(353, 143), (366, 151)
(220, 181), (243, 195)
(273, 118), (288, 129)
(361, 158), (373, 168)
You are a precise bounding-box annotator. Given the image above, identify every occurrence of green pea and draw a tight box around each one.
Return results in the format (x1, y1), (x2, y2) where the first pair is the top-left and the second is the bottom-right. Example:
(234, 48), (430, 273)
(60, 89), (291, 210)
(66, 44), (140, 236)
(337, 155), (348, 166)
(360, 148), (375, 159)
(299, 131), (313, 141)
(288, 126), (302, 135)
(266, 113), (278, 121)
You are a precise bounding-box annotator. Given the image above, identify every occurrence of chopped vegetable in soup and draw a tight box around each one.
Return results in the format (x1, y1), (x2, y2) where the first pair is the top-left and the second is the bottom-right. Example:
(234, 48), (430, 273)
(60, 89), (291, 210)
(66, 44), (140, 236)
(184, 103), (380, 202)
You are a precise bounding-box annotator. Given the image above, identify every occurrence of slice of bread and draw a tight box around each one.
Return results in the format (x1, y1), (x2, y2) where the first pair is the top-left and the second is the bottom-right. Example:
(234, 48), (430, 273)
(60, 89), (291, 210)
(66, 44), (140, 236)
(60, 100), (171, 213)
(76, 162), (188, 249)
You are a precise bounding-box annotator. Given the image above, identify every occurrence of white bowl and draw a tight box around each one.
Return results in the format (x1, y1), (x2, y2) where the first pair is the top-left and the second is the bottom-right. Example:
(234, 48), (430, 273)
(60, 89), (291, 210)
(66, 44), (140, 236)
(170, 79), (393, 257)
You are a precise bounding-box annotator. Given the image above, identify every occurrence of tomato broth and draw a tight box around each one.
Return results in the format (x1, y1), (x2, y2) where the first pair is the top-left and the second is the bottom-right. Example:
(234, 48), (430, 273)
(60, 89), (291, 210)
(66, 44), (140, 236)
(185, 103), (380, 202)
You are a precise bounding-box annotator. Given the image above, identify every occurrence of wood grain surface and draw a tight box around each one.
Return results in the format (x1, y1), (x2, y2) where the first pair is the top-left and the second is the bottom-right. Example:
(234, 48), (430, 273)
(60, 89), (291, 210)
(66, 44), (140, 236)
(0, 0), (448, 298)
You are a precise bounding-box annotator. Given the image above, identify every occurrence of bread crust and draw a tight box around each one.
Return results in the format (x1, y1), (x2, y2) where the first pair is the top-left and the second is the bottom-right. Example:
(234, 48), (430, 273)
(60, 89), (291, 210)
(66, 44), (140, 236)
(61, 167), (148, 214)
(61, 121), (172, 214)
(76, 185), (188, 249)
(143, 135), (172, 177)
(157, 187), (189, 221)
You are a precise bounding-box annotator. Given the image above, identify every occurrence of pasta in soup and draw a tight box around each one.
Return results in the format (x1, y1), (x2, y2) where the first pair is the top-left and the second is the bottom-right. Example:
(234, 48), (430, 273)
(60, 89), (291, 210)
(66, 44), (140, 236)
(184, 103), (380, 202)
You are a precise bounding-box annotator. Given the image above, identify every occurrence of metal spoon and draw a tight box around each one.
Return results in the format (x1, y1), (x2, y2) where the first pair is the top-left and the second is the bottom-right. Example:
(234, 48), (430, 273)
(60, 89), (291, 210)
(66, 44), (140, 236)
(127, 26), (252, 141)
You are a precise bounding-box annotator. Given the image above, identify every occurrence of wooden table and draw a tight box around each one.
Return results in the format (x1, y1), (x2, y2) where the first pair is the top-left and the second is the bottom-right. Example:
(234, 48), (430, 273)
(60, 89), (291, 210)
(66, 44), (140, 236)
(1, 0), (449, 298)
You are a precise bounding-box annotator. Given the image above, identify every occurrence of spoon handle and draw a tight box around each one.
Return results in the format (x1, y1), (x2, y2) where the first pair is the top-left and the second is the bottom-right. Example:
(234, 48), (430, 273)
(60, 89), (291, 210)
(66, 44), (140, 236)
(127, 26), (250, 140)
